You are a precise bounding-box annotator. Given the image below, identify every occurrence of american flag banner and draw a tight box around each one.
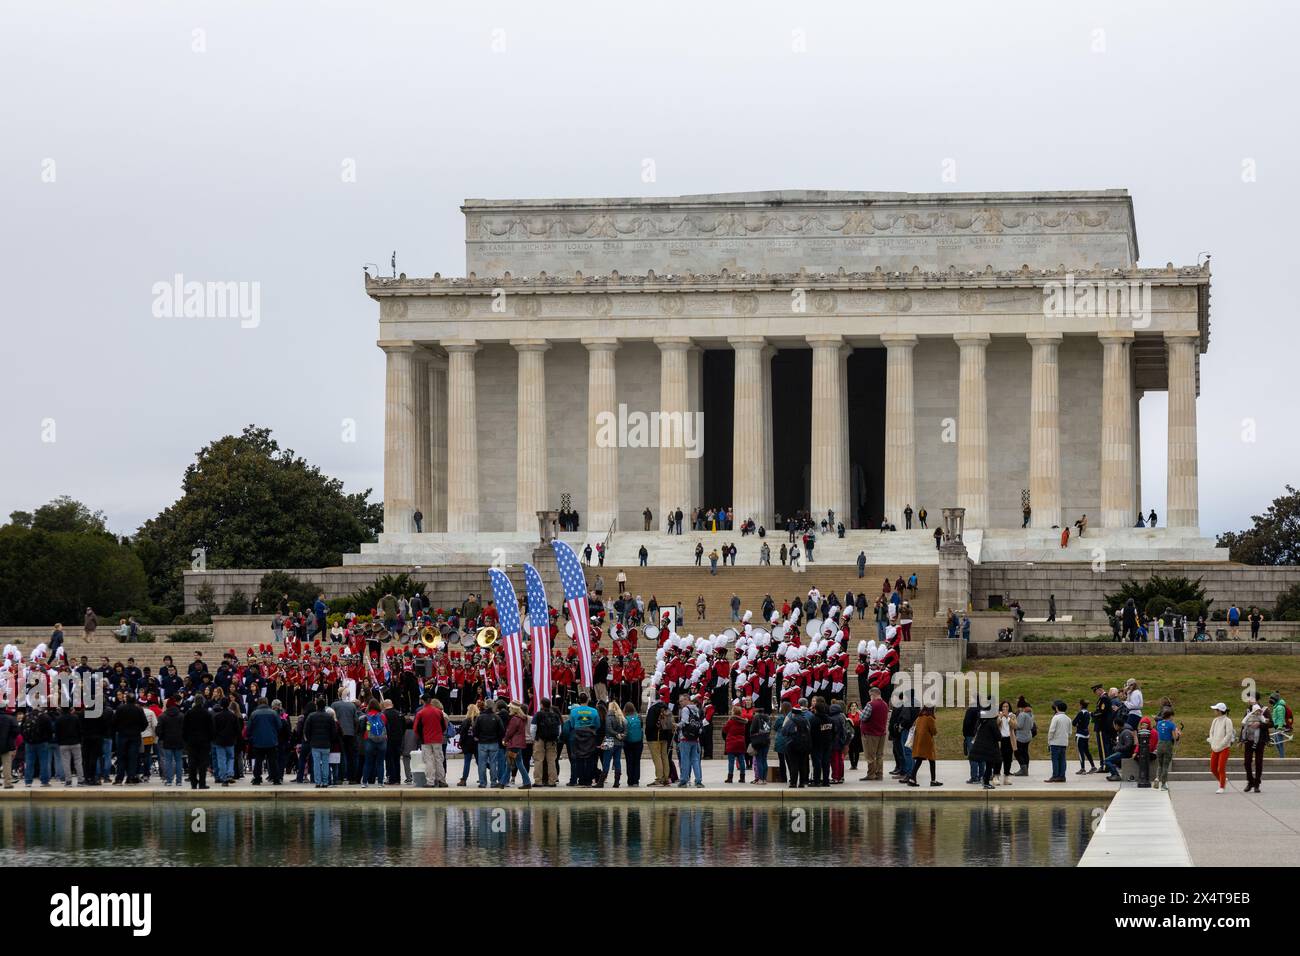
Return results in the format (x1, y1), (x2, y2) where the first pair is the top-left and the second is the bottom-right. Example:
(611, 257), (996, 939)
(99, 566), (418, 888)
(487, 568), (526, 706)
(523, 563), (553, 713)
(551, 539), (594, 689)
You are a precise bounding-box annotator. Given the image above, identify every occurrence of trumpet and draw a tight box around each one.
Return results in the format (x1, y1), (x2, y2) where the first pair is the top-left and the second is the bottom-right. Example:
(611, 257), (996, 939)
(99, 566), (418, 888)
(420, 625), (443, 651)
(475, 625), (499, 649)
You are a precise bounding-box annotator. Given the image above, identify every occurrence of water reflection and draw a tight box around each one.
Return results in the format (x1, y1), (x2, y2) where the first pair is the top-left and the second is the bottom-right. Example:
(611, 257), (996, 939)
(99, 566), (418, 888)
(0, 801), (1098, 867)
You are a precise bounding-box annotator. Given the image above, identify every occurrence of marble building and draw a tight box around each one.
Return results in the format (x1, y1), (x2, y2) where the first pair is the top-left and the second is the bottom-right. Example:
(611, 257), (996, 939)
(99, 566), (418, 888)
(358, 190), (1213, 563)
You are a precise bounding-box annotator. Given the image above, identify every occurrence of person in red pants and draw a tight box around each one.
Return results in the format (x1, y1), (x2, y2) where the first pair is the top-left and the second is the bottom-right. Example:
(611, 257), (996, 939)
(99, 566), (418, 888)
(1207, 702), (1235, 792)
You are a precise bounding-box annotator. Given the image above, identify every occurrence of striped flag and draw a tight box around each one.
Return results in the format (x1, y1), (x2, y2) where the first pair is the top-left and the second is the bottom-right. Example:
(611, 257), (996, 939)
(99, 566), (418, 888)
(523, 563), (552, 713)
(487, 568), (526, 706)
(551, 539), (594, 689)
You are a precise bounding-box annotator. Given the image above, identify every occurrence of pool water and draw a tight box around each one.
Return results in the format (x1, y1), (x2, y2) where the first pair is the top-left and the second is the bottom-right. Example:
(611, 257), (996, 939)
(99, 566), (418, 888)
(0, 800), (1101, 867)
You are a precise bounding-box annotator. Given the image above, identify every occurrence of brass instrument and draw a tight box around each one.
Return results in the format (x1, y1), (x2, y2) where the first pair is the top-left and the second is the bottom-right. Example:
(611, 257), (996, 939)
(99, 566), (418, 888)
(475, 625), (499, 649)
(420, 625), (443, 651)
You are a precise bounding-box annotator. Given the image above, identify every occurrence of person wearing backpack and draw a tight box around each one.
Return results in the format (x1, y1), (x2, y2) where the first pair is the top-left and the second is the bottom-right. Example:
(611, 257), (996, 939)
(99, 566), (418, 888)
(622, 702), (644, 786)
(472, 702), (505, 788)
(646, 695), (674, 786)
(748, 707), (772, 785)
(780, 700), (812, 788)
(360, 699), (388, 787)
(1269, 692), (1290, 758)
(675, 694), (704, 787)
(531, 697), (562, 787)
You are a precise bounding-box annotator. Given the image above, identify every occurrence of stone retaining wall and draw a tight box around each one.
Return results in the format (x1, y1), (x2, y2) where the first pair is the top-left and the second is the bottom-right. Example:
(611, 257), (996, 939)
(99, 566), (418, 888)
(967, 641), (1300, 658)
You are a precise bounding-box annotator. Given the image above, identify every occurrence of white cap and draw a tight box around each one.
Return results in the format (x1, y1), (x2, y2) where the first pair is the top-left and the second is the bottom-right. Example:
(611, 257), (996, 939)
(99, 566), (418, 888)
(1211, 702), (1228, 712)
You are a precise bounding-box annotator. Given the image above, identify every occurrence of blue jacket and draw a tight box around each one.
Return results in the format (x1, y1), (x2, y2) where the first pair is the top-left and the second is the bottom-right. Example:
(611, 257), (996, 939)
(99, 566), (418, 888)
(247, 706), (282, 748)
(569, 704), (599, 729)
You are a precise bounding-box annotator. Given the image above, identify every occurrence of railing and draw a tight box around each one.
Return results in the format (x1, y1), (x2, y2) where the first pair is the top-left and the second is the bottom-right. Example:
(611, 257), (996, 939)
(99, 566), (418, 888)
(602, 519), (616, 558)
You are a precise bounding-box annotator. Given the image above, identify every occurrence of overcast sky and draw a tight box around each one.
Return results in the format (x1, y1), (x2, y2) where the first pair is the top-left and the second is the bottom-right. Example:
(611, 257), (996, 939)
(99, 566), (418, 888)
(2, 0), (1295, 538)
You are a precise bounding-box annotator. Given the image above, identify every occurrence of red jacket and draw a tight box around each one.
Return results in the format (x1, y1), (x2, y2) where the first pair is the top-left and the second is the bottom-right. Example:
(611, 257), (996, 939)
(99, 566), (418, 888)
(411, 705), (448, 744)
(859, 698), (889, 736)
(723, 716), (748, 755)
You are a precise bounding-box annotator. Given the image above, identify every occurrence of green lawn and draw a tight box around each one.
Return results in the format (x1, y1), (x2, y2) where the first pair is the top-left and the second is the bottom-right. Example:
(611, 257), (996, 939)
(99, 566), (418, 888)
(926, 656), (1298, 760)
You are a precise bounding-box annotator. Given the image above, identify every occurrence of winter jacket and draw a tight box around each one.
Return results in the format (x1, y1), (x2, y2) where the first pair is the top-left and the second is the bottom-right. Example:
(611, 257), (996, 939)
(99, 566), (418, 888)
(723, 716), (748, 755)
(182, 704), (215, 747)
(156, 705), (185, 749)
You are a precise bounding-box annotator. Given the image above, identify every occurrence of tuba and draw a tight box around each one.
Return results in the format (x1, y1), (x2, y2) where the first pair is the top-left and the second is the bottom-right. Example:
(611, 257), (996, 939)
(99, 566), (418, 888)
(420, 625), (443, 651)
(475, 625), (499, 649)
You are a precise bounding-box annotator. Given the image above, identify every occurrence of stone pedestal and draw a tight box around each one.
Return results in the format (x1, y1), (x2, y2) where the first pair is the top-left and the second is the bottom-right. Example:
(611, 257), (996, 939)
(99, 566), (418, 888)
(938, 541), (972, 618)
(536, 509), (560, 544)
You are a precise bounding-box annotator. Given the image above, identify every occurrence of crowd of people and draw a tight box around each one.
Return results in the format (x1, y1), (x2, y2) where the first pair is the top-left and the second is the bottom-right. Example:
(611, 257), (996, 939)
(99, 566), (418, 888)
(1, 576), (1290, 795)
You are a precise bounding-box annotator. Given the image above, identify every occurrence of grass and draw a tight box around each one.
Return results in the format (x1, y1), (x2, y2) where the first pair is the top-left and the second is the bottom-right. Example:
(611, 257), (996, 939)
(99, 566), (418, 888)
(925, 656), (1298, 760)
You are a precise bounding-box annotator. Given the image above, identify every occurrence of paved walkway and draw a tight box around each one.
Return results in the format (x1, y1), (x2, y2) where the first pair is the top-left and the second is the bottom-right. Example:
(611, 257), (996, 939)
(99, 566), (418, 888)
(1078, 787), (1192, 867)
(2, 758), (1118, 802)
(1169, 777), (1300, 866)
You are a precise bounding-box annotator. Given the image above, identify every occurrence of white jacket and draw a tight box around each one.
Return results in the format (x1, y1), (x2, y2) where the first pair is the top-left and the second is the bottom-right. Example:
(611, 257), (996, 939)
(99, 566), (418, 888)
(1047, 712), (1072, 747)
(1208, 714), (1235, 752)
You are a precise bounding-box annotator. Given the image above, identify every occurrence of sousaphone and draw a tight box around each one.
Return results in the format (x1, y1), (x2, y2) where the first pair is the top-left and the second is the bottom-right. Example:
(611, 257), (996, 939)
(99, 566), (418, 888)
(419, 625), (443, 651)
(476, 625), (499, 649)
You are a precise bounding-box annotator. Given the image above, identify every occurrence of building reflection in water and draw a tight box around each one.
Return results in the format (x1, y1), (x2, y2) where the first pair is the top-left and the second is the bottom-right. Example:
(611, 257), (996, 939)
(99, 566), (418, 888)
(0, 799), (1101, 867)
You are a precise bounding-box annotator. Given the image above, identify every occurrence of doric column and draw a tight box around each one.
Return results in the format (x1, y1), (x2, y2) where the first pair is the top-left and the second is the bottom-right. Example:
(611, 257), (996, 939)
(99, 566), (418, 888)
(809, 334), (849, 523)
(730, 336), (769, 527)
(762, 344), (776, 524)
(1133, 387), (1144, 515)
(1166, 332), (1201, 528)
(412, 351), (432, 528)
(1027, 333), (1063, 529)
(656, 337), (693, 528)
(444, 340), (481, 534)
(427, 355), (448, 532)
(1099, 331), (1136, 528)
(513, 340), (550, 533)
(382, 344), (418, 534)
(881, 333), (918, 527)
(954, 333), (990, 529)
(584, 338), (620, 533)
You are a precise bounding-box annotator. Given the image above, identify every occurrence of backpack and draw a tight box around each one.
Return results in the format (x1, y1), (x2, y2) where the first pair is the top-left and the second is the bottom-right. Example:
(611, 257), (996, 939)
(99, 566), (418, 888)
(535, 709), (561, 742)
(680, 707), (703, 741)
(656, 707), (674, 735)
(1111, 700), (1129, 726)
(789, 712), (811, 752)
(750, 714), (772, 746)
(1285, 705), (1295, 730)
(366, 712), (386, 740)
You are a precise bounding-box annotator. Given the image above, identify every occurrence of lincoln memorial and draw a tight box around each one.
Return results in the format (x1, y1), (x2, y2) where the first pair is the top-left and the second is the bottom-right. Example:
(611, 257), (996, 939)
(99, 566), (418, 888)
(351, 190), (1220, 567)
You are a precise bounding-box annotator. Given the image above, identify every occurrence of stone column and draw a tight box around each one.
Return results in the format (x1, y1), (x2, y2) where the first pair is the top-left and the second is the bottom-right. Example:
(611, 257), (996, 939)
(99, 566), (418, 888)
(412, 351), (432, 528)
(761, 345), (776, 524)
(584, 338), (620, 533)
(730, 336), (768, 527)
(808, 334), (849, 523)
(1133, 387), (1144, 515)
(382, 344), (418, 534)
(427, 355), (448, 532)
(881, 334), (918, 527)
(444, 340), (481, 534)
(1099, 331), (1136, 528)
(954, 333), (990, 529)
(513, 339), (550, 533)
(1027, 333), (1063, 529)
(656, 337), (693, 528)
(1166, 332), (1201, 528)
(840, 345), (851, 525)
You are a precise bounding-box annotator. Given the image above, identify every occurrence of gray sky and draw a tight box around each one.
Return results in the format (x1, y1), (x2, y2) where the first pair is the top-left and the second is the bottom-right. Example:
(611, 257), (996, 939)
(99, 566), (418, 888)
(2, 0), (1295, 538)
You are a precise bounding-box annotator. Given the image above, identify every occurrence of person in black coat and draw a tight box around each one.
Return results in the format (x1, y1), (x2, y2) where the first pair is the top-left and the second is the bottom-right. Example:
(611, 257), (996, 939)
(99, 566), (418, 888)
(0, 709), (18, 789)
(155, 700), (186, 786)
(212, 700), (241, 785)
(969, 712), (1002, 790)
(111, 697), (147, 784)
(961, 704), (984, 783)
(181, 700), (215, 790)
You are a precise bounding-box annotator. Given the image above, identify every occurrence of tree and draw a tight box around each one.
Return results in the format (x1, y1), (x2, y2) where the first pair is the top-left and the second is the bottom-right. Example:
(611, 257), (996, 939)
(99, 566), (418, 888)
(31, 496), (111, 536)
(0, 512), (148, 626)
(256, 571), (320, 613)
(1103, 575), (1211, 619)
(136, 425), (383, 613)
(1217, 485), (1300, 565)
(1274, 583), (1300, 622)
